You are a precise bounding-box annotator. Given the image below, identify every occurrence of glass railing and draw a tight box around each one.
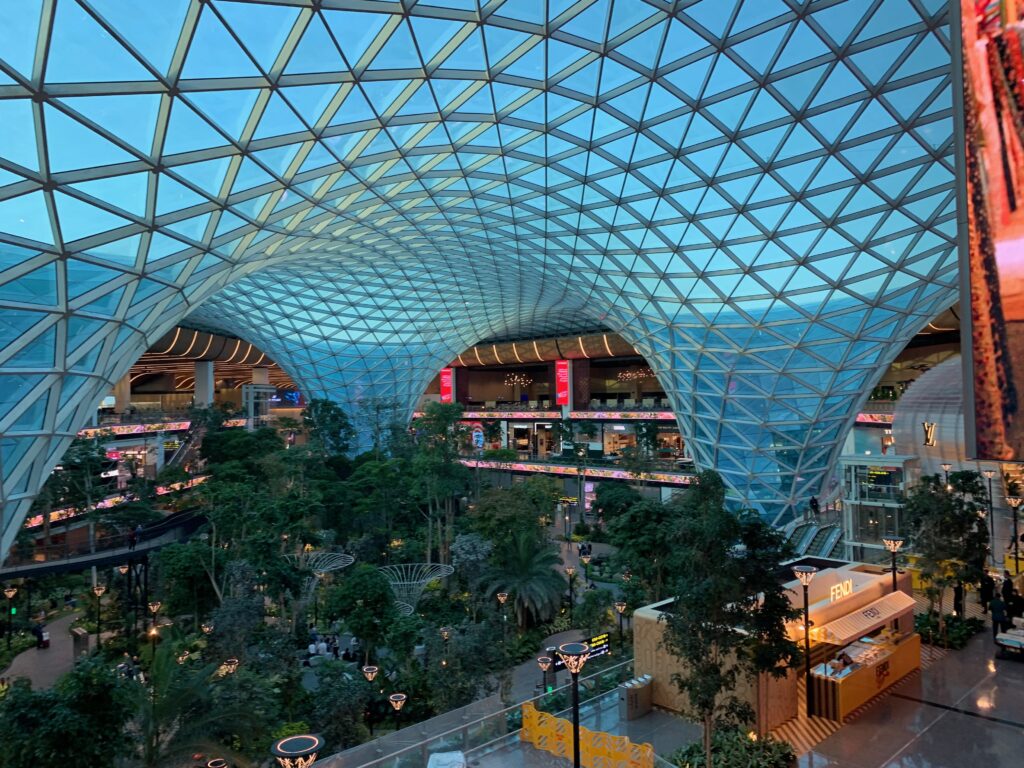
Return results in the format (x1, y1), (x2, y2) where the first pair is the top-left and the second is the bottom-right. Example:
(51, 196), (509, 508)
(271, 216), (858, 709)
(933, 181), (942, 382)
(319, 658), (636, 768)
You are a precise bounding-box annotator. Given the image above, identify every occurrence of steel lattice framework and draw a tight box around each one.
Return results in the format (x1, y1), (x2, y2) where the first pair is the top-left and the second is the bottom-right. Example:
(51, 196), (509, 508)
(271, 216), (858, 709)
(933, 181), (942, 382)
(0, 0), (959, 552)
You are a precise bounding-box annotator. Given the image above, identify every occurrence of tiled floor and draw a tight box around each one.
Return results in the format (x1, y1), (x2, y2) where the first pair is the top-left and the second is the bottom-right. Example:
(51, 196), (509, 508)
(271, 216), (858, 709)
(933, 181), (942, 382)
(801, 629), (1024, 768)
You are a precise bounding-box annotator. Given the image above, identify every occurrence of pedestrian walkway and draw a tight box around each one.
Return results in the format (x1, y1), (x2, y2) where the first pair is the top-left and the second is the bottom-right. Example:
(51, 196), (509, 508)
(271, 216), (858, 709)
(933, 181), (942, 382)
(2, 612), (81, 689)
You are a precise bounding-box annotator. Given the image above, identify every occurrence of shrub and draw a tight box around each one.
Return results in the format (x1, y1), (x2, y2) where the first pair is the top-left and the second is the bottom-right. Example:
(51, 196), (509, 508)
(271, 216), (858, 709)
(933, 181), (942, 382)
(573, 521), (591, 537)
(670, 729), (795, 768)
(914, 612), (985, 649)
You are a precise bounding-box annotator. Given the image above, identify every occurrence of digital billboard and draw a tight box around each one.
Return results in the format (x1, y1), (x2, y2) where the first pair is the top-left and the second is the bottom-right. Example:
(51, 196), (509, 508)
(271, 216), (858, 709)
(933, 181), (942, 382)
(962, 2), (1024, 460)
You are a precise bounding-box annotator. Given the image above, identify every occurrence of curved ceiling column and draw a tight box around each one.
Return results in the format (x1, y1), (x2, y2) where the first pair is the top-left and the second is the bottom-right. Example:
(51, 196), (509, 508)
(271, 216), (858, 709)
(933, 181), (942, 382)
(187, 256), (601, 432)
(0, 0), (960, 549)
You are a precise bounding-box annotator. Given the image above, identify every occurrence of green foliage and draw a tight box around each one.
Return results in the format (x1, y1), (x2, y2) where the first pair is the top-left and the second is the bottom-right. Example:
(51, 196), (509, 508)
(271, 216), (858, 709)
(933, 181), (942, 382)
(670, 729), (795, 768)
(576, 588), (614, 638)
(607, 497), (680, 601)
(594, 482), (640, 519)
(660, 471), (800, 768)
(302, 398), (356, 456)
(310, 662), (371, 749)
(154, 541), (220, 618)
(471, 484), (551, 542)
(0, 658), (135, 768)
(478, 530), (565, 628)
(322, 564), (397, 661)
(903, 473), (990, 615)
(200, 427), (283, 477)
(914, 612), (986, 649)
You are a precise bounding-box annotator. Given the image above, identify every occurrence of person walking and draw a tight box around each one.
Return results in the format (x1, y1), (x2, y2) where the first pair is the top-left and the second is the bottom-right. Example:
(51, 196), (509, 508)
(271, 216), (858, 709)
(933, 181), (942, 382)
(980, 573), (995, 614)
(991, 594), (1009, 640)
(953, 582), (965, 617)
(127, 529), (137, 551)
(134, 523), (144, 546)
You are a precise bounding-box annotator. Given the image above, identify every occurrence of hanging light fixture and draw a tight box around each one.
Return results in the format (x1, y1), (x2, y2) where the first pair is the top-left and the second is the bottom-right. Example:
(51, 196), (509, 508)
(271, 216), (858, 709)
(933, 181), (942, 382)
(504, 372), (533, 388)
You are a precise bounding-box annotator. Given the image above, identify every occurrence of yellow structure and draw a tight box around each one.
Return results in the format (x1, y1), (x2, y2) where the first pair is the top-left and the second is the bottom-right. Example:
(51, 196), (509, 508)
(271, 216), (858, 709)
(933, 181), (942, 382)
(520, 702), (655, 768)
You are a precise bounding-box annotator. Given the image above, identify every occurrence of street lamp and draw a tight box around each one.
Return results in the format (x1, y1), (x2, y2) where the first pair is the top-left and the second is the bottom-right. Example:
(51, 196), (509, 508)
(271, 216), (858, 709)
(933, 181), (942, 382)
(4, 586), (16, 650)
(792, 565), (818, 718)
(440, 626), (451, 667)
(148, 625), (159, 660)
(388, 692), (407, 732)
(270, 733), (325, 768)
(581, 552), (591, 585)
(557, 642), (591, 768)
(201, 622), (214, 635)
(564, 512), (570, 542)
(565, 566), (576, 624)
(222, 657), (240, 675)
(983, 469), (997, 565)
(940, 463), (952, 489)
(362, 665), (379, 683)
(92, 584), (106, 651)
(537, 655), (552, 691)
(614, 601), (627, 652)
(118, 564), (128, 575)
(622, 567), (632, 583)
(881, 536), (904, 594)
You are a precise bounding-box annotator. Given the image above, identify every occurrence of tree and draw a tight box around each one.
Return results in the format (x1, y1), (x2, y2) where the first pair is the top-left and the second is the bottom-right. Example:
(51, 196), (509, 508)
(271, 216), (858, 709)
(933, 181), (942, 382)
(322, 564), (397, 663)
(903, 472), (990, 624)
(479, 531), (565, 629)
(409, 402), (470, 563)
(470, 486), (547, 543)
(356, 396), (406, 461)
(0, 658), (134, 768)
(593, 482), (640, 520)
(576, 588), (614, 638)
(607, 498), (680, 601)
(660, 471), (800, 768)
(302, 398), (355, 456)
(310, 662), (371, 748)
(131, 642), (260, 767)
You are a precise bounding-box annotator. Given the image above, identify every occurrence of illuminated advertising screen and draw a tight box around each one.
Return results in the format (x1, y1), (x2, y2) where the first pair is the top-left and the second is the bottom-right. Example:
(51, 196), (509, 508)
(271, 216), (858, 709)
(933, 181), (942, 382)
(439, 367), (453, 403)
(555, 359), (570, 405)
(962, 4), (1024, 460)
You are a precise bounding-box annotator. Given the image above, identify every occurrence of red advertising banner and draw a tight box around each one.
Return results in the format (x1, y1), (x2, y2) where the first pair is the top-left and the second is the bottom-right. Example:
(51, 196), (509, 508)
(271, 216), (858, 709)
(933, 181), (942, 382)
(555, 359), (569, 405)
(440, 367), (453, 403)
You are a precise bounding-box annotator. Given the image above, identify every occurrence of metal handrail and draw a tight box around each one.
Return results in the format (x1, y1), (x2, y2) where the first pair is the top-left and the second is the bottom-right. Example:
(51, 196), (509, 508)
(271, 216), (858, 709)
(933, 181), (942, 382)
(323, 657), (635, 768)
(4, 509), (199, 567)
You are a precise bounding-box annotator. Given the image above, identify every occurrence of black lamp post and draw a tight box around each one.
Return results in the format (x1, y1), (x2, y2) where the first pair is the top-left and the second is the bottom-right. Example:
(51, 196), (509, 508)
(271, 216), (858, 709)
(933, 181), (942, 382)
(557, 642), (591, 768)
(881, 536), (904, 594)
(270, 733), (324, 768)
(362, 665), (379, 734)
(389, 692), (407, 733)
(4, 586), (16, 650)
(622, 566), (632, 584)
(1008, 496), (1022, 575)
(92, 583), (106, 651)
(983, 469), (997, 565)
(564, 511), (570, 543)
(439, 626), (451, 668)
(537, 655), (552, 691)
(941, 463), (952, 490)
(496, 591), (509, 646)
(614, 600), (627, 653)
(581, 552), (591, 586)
(148, 624), (159, 661)
(792, 565), (818, 718)
(565, 566), (576, 624)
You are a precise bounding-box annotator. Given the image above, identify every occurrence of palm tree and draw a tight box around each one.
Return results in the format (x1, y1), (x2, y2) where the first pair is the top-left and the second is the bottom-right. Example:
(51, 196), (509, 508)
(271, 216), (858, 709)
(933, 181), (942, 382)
(480, 531), (565, 628)
(131, 641), (258, 767)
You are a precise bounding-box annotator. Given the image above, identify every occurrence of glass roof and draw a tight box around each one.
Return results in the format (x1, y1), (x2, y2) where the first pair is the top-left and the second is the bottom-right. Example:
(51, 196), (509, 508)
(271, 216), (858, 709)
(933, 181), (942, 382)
(0, 0), (959, 545)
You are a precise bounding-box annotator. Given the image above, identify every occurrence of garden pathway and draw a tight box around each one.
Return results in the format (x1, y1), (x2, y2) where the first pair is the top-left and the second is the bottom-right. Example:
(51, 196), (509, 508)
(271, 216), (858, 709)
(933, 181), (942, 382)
(2, 612), (82, 689)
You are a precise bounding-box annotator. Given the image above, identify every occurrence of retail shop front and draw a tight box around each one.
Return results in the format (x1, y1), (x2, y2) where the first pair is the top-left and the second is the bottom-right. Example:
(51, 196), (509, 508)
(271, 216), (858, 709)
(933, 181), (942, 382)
(633, 560), (919, 731)
(786, 561), (919, 722)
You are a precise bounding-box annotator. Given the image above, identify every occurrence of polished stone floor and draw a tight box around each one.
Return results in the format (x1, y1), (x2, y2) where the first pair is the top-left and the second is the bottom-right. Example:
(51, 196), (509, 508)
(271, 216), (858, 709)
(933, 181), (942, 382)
(801, 630), (1024, 768)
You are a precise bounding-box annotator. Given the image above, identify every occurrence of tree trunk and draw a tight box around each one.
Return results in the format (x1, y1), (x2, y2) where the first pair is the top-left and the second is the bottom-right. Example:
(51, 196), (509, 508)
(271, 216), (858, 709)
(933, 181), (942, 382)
(703, 713), (714, 768)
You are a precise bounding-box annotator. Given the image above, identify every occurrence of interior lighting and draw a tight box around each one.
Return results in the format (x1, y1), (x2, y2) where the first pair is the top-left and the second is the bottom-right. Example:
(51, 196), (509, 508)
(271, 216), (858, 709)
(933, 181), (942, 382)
(504, 373), (533, 388)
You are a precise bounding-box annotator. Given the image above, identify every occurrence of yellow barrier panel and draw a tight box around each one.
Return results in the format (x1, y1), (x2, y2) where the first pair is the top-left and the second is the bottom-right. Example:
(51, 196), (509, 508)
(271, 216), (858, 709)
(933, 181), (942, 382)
(520, 702), (655, 768)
